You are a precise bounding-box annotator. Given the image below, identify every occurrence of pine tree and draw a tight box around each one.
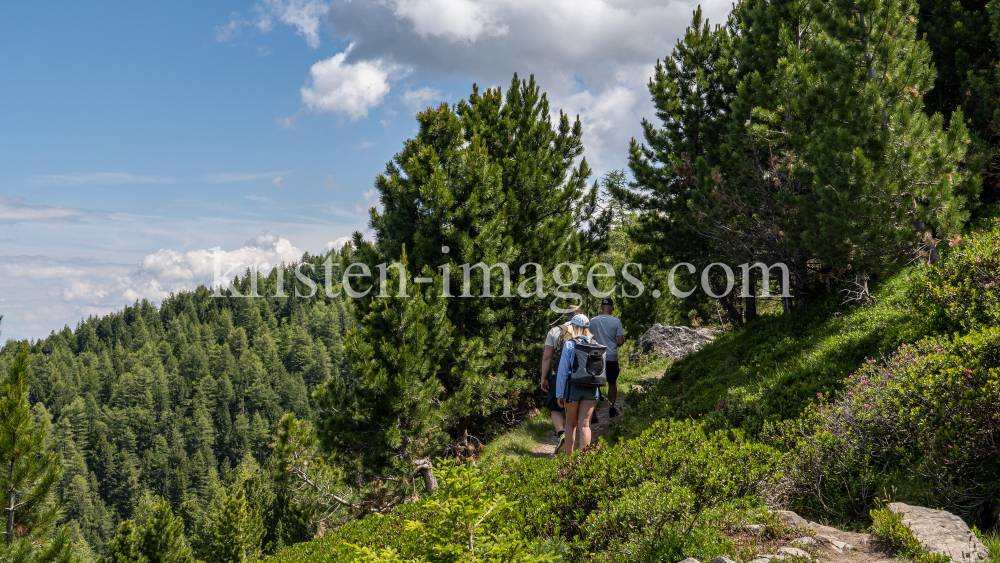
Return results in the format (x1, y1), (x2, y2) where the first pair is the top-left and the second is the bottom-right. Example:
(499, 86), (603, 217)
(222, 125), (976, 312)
(207, 490), (263, 563)
(0, 344), (73, 563)
(315, 260), (464, 492)
(354, 74), (606, 446)
(101, 499), (193, 563)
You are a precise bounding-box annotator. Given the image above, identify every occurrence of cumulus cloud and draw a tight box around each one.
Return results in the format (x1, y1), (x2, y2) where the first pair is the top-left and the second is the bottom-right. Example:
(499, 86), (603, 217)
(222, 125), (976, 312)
(0, 231), (308, 340)
(309, 0), (732, 171)
(391, 0), (507, 41)
(254, 0), (329, 48)
(355, 188), (380, 214)
(36, 172), (174, 186)
(216, 0), (329, 48)
(402, 86), (445, 111)
(0, 197), (110, 223)
(301, 44), (407, 119)
(326, 236), (350, 251)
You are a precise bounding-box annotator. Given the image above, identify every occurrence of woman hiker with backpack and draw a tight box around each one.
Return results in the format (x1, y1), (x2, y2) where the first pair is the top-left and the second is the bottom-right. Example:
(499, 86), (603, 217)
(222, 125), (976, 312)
(555, 314), (608, 456)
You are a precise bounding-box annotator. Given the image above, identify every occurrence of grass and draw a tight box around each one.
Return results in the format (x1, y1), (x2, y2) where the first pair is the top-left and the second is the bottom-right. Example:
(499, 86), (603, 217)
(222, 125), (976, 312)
(612, 268), (941, 440)
(982, 531), (1000, 563)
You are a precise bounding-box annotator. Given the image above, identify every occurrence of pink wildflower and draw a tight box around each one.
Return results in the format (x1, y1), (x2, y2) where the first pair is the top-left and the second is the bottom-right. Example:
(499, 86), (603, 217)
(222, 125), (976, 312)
(964, 369), (972, 374)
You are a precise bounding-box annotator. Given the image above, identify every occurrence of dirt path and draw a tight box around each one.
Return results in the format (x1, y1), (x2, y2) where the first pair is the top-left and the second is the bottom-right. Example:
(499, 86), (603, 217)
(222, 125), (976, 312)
(754, 513), (896, 563)
(531, 373), (663, 458)
(530, 395), (617, 458)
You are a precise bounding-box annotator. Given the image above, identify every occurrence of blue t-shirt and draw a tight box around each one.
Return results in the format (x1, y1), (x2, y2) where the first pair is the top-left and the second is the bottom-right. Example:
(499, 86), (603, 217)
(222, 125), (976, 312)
(555, 335), (594, 399)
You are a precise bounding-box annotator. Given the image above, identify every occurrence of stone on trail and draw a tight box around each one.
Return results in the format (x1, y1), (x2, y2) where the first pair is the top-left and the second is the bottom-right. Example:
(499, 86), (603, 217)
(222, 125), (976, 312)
(792, 537), (816, 546)
(777, 510), (810, 529)
(744, 524), (764, 534)
(678, 558), (702, 563)
(710, 557), (738, 563)
(888, 503), (989, 563)
(777, 546), (811, 559)
(631, 324), (715, 361)
(750, 559), (772, 563)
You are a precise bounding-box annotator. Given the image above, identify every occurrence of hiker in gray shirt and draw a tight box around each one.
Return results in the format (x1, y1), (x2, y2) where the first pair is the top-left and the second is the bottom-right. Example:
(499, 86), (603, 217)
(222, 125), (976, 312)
(588, 297), (625, 418)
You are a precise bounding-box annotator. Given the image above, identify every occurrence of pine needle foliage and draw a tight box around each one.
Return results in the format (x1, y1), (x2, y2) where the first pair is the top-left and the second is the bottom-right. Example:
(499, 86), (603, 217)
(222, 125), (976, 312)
(0, 344), (73, 563)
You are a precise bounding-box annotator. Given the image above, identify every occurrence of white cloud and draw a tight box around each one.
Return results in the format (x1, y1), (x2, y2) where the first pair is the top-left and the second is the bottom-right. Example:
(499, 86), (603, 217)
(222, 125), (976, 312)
(314, 0), (733, 173)
(324, 174), (340, 189)
(326, 236), (350, 251)
(301, 43), (407, 120)
(204, 170), (292, 183)
(0, 197), (110, 223)
(391, 0), (507, 42)
(402, 86), (444, 111)
(254, 0), (329, 48)
(0, 232), (308, 340)
(355, 188), (380, 214)
(36, 172), (174, 186)
(215, 12), (246, 42)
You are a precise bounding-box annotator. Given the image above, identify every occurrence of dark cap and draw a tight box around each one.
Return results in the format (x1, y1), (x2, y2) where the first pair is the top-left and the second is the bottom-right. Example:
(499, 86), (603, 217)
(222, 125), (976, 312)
(601, 297), (614, 307)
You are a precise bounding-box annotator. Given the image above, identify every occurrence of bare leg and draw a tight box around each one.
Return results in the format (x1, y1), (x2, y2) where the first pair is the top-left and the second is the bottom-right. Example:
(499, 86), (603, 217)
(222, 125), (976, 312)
(550, 410), (564, 433)
(563, 401), (580, 455)
(576, 400), (598, 449)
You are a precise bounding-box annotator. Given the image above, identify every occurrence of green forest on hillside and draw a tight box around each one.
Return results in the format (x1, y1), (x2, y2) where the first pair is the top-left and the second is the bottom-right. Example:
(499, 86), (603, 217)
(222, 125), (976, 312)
(5, 0), (1000, 559)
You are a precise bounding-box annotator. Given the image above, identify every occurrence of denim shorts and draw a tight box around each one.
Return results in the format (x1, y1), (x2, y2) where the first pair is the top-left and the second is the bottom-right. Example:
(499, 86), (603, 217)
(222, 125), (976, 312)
(566, 384), (599, 403)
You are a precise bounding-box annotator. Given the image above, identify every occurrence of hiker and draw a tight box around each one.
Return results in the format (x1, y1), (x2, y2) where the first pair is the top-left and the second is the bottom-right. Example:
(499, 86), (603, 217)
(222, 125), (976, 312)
(589, 297), (625, 418)
(555, 314), (605, 455)
(540, 305), (581, 454)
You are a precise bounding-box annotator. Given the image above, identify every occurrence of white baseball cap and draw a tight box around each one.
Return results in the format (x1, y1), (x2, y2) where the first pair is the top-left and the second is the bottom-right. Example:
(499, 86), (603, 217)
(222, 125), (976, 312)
(569, 314), (590, 327)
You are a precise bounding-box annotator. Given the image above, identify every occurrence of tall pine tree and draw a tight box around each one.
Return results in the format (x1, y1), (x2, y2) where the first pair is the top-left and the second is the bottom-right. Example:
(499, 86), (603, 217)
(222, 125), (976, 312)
(1, 344), (73, 563)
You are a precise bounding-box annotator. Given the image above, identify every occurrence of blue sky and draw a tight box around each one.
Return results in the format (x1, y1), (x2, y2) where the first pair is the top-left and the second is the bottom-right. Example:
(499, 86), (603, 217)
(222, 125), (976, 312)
(0, 0), (730, 341)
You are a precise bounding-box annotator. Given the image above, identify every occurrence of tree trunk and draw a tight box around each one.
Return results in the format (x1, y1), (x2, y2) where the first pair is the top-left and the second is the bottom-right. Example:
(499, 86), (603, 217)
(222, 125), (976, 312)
(781, 297), (793, 314)
(414, 458), (437, 494)
(744, 268), (757, 322)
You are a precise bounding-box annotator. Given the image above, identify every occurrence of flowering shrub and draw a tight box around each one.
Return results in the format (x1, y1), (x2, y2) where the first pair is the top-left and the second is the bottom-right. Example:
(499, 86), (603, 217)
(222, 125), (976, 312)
(914, 221), (1000, 332)
(772, 330), (1000, 524)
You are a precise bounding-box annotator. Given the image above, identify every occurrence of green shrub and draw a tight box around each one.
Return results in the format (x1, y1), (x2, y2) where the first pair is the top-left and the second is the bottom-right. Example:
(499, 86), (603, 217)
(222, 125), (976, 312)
(773, 329), (1000, 524)
(263, 420), (781, 563)
(869, 508), (951, 563)
(914, 222), (1000, 332)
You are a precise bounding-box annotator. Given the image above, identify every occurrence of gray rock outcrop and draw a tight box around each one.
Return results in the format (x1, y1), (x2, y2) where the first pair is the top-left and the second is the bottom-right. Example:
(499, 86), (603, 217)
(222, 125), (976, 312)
(632, 324), (716, 361)
(888, 502), (989, 563)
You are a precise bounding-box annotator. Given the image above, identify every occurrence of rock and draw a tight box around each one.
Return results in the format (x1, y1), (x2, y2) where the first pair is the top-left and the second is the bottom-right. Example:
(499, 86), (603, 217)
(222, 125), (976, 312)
(815, 535), (851, 554)
(750, 559), (772, 563)
(678, 558), (702, 563)
(888, 503), (989, 563)
(777, 547), (811, 559)
(710, 557), (737, 563)
(744, 524), (764, 534)
(792, 537), (816, 546)
(778, 510), (810, 529)
(631, 324), (716, 361)
(807, 522), (843, 535)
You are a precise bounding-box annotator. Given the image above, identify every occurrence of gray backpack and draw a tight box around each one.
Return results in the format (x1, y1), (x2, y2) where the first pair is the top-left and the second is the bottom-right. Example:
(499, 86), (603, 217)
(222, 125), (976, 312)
(570, 338), (607, 388)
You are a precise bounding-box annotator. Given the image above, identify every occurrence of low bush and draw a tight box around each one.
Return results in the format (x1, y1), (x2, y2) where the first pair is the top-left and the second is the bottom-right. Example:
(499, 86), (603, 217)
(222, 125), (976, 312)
(914, 221), (1000, 332)
(772, 329), (1000, 525)
(263, 419), (782, 563)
